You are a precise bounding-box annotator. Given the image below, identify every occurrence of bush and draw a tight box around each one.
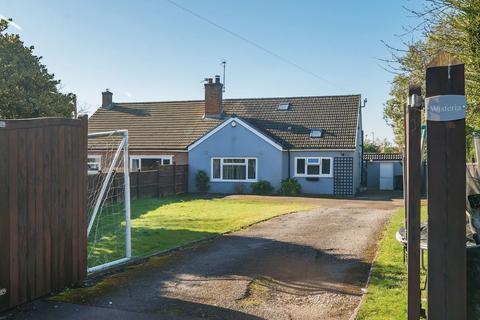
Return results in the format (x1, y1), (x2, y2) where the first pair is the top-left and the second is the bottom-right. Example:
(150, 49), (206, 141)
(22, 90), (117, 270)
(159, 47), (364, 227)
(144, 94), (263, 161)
(251, 180), (274, 195)
(195, 170), (210, 193)
(278, 178), (301, 196)
(234, 183), (245, 194)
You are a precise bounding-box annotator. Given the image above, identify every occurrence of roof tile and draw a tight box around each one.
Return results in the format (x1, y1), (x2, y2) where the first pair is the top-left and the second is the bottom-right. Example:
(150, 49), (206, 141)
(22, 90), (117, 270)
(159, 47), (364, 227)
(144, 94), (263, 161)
(88, 95), (361, 150)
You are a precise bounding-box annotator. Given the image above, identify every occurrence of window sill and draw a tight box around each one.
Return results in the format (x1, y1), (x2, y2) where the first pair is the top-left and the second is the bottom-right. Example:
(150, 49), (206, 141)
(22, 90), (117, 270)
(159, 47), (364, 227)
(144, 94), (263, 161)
(210, 179), (258, 183)
(294, 175), (333, 178)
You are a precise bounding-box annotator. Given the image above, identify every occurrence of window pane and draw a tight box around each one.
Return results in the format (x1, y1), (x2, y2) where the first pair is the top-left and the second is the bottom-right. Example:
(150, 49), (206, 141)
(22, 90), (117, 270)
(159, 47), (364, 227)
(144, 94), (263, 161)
(307, 158), (320, 164)
(223, 159), (245, 163)
(213, 159), (221, 179)
(141, 158), (162, 170)
(223, 165), (246, 180)
(162, 158), (171, 165)
(248, 159), (256, 179)
(307, 164), (320, 175)
(321, 158), (331, 175)
(296, 158), (305, 174)
(88, 157), (101, 171)
(131, 159), (140, 171)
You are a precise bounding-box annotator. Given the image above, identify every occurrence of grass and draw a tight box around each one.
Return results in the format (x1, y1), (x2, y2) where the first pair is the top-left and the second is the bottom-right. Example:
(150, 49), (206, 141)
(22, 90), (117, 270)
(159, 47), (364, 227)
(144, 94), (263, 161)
(88, 195), (316, 267)
(356, 207), (427, 320)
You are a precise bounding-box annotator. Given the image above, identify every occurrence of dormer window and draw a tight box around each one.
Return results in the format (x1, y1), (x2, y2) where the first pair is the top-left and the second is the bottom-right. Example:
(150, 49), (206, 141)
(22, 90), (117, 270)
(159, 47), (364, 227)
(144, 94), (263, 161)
(310, 129), (324, 138)
(277, 103), (290, 111)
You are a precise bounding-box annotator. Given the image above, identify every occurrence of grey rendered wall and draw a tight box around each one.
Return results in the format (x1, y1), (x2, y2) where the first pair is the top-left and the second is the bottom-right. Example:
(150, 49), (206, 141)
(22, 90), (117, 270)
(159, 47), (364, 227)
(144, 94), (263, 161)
(366, 162), (380, 189)
(289, 150), (355, 195)
(188, 122), (284, 193)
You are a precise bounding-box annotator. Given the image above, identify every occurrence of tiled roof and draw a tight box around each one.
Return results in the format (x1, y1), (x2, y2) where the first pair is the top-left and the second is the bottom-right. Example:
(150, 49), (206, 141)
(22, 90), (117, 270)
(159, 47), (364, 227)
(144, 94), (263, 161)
(363, 153), (403, 161)
(88, 95), (361, 150)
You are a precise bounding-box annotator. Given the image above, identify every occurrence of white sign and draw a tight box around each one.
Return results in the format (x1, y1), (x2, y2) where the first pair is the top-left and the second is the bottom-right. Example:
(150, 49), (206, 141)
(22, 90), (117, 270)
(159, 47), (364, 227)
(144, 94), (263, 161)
(425, 95), (466, 121)
(0, 288), (6, 296)
(0, 121), (5, 128)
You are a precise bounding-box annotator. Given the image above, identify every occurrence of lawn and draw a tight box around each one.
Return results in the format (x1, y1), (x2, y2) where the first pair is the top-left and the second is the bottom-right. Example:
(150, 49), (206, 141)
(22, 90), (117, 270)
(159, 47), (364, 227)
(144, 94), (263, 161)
(88, 195), (316, 268)
(356, 207), (428, 319)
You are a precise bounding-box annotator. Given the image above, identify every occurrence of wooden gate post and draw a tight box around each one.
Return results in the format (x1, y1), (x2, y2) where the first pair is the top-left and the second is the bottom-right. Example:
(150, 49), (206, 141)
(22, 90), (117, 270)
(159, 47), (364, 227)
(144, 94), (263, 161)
(426, 54), (466, 319)
(406, 85), (422, 319)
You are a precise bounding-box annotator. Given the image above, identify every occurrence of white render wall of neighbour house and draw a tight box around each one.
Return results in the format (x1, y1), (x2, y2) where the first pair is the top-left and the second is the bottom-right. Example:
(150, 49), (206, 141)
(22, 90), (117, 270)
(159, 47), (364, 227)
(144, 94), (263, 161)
(289, 150), (357, 195)
(188, 119), (285, 193)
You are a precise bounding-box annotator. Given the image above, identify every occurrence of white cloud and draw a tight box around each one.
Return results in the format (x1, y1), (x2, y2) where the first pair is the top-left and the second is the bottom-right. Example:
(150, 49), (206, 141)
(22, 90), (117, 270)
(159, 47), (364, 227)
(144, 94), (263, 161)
(0, 14), (22, 30)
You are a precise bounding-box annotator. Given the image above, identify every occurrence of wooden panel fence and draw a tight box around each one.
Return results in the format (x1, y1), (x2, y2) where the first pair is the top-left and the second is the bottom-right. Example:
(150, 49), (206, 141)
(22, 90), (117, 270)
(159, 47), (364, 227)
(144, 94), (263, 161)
(88, 165), (188, 202)
(0, 117), (88, 312)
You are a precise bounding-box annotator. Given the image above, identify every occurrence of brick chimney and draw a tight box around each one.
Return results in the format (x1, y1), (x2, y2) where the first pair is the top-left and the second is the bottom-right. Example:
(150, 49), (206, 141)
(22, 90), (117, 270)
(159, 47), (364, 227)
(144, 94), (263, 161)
(204, 75), (223, 117)
(102, 89), (113, 109)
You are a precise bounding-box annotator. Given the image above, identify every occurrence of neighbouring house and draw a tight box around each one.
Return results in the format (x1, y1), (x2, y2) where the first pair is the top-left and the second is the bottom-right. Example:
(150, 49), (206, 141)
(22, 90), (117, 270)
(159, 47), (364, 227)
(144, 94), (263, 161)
(88, 75), (364, 196)
(363, 153), (403, 191)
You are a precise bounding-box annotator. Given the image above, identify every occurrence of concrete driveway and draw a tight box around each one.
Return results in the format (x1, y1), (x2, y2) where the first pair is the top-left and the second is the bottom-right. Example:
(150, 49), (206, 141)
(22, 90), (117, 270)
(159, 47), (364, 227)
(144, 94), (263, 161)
(2, 196), (402, 320)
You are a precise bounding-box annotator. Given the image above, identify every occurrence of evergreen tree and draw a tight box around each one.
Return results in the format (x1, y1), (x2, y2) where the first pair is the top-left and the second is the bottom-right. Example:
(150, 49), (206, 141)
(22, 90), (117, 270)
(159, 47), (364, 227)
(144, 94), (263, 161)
(0, 19), (74, 119)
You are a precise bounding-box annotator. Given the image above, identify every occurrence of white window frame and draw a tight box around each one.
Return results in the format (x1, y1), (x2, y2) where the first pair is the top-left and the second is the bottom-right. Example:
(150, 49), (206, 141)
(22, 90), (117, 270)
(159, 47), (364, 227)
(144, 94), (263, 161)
(87, 155), (102, 175)
(129, 155), (174, 171)
(294, 157), (333, 178)
(210, 157), (258, 182)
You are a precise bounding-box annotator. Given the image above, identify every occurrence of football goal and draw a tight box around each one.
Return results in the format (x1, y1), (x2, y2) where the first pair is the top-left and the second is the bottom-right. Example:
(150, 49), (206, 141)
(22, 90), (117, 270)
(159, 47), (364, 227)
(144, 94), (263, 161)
(87, 130), (131, 273)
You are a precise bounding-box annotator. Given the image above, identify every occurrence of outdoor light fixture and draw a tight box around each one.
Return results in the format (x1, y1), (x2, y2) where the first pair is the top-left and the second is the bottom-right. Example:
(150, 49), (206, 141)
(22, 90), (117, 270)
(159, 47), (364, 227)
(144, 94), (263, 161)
(408, 93), (424, 109)
(231, 121), (237, 127)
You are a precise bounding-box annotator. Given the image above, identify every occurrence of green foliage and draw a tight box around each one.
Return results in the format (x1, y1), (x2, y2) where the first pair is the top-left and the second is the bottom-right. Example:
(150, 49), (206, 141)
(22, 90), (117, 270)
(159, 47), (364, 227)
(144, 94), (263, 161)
(88, 195), (316, 267)
(357, 207), (428, 319)
(383, 40), (435, 147)
(363, 141), (381, 153)
(234, 183), (245, 194)
(364, 136), (400, 153)
(0, 19), (74, 119)
(195, 170), (210, 193)
(278, 178), (301, 196)
(383, 1), (480, 153)
(250, 180), (274, 195)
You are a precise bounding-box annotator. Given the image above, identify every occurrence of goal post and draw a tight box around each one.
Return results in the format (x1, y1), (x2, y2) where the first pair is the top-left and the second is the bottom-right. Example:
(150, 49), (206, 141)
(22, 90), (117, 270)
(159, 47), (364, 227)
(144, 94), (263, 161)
(87, 129), (131, 273)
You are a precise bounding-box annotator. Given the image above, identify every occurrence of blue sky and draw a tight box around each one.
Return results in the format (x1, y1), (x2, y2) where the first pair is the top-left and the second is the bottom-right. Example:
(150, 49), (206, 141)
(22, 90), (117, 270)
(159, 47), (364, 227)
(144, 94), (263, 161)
(3, 0), (423, 142)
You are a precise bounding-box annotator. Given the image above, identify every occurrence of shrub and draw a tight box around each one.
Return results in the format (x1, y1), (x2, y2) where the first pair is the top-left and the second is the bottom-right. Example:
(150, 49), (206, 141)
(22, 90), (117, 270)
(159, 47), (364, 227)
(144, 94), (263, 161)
(234, 183), (245, 194)
(195, 170), (210, 193)
(278, 178), (301, 196)
(251, 180), (274, 195)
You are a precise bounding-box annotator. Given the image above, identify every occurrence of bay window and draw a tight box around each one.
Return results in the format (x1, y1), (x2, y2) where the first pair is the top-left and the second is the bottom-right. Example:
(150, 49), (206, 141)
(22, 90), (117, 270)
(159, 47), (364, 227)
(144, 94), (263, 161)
(211, 157), (257, 181)
(295, 157), (333, 177)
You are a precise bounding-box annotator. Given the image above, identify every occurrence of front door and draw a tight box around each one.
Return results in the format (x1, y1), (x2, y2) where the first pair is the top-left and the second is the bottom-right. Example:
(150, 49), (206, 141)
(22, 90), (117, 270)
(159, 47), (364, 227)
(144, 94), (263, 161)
(379, 162), (394, 190)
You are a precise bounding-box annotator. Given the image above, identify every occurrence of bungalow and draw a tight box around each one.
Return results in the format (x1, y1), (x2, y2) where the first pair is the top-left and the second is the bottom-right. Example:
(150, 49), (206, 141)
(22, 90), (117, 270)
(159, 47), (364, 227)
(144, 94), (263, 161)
(89, 75), (364, 196)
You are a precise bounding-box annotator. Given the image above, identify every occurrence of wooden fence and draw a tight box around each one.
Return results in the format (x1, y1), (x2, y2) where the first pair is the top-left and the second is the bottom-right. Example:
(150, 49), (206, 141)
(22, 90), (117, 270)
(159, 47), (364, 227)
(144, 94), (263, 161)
(88, 165), (188, 202)
(0, 117), (88, 312)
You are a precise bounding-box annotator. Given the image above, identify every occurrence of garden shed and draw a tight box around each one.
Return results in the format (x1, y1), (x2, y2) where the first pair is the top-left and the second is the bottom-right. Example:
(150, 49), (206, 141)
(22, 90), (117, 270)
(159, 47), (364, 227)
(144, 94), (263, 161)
(363, 153), (403, 191)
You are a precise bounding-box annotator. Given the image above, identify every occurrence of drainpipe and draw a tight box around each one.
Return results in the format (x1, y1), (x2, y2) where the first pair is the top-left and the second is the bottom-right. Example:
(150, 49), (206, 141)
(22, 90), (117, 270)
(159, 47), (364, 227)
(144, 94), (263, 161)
(361, 130), (364, 187)
(287, 149), (291, 178)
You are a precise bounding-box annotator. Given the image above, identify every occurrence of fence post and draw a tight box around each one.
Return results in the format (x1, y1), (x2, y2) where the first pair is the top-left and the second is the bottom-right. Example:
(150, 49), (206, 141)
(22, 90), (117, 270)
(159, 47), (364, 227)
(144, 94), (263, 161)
(157, 164), (161, 198)
(173, 163), (177, 194)
(426, 53), (466, 319)
(135, 171), (140, 199)
(406, 85), (422, 319)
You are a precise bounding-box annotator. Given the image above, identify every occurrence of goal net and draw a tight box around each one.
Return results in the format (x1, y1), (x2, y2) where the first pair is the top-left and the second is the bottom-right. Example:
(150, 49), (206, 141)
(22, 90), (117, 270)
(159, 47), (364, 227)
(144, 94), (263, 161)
(87, 130), (131, 273)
